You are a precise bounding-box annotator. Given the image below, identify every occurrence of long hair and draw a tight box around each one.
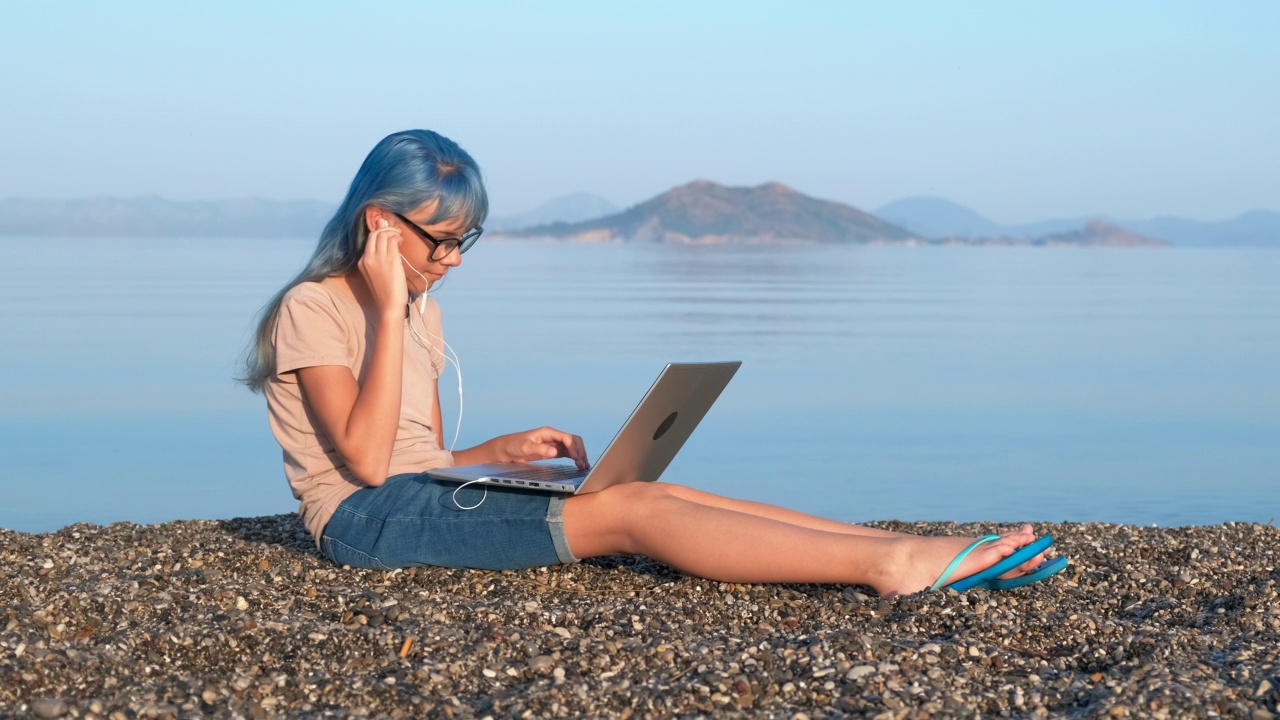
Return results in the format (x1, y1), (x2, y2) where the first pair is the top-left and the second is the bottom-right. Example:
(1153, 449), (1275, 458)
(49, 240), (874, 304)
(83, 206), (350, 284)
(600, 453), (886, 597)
(239, 130), (488, 393)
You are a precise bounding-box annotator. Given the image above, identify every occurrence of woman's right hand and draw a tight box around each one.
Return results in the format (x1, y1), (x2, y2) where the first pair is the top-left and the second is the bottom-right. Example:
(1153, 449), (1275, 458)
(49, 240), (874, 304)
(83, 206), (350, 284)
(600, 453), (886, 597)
(359, 218), (408, 319)
(453, 427), (590, 471)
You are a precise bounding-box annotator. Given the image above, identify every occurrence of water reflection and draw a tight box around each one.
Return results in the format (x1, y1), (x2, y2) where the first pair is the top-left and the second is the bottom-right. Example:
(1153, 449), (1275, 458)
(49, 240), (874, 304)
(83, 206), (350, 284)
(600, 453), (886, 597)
(1, 237), (1277, 531)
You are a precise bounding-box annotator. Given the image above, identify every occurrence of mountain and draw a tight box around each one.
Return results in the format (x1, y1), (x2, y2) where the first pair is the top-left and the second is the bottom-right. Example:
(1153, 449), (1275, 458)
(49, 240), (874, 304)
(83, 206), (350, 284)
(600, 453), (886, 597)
(878, 196), (1093, 239)
(877, 196), (1280, 246)
(0, 196), (334, 237)
(486, 193), (618, 232)
(927, 219), (1167, 247)
(876, 196), (1009, 239)
(1118, 210), (1280, 247)
(1027, 220), (1168, 247)
(505, 180), (917, 244)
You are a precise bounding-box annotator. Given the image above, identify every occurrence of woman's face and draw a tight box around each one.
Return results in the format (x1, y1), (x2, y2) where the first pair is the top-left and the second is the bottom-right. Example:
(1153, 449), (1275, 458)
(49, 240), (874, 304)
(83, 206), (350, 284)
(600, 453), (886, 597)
(374, 203), (474, 293)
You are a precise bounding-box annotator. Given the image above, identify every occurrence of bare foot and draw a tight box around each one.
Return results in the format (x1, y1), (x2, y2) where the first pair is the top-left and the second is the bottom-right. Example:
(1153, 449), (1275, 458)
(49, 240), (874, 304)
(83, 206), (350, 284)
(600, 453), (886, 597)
(870, 524), (1050, 597)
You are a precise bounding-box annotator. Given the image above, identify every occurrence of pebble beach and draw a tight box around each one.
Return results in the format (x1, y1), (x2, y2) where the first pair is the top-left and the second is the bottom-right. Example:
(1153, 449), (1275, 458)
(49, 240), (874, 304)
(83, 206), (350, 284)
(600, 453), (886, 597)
(2, 515), (1278, 719)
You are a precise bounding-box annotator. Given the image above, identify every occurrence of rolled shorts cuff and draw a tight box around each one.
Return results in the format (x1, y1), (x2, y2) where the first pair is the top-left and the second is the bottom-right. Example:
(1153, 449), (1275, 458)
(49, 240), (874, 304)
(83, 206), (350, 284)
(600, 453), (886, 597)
(546, 494), (579, 565)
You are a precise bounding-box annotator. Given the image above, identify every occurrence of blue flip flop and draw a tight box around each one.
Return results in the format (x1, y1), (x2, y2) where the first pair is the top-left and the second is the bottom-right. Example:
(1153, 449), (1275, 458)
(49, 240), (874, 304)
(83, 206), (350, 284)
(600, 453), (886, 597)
(983, 554), (1069, 590)
(930, 535), (1059, 592)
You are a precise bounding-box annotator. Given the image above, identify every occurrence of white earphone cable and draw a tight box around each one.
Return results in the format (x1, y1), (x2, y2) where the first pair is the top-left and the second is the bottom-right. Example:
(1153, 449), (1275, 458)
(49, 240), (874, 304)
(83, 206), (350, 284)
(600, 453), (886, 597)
(401, 254), (486, 511)
(406, 303), (464, 452)
(449, 478), (489, 511)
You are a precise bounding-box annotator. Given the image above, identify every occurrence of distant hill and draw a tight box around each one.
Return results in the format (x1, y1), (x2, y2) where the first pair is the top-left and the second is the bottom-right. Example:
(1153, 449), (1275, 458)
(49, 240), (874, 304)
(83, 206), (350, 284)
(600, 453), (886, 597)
(505, 180), (918, 244)
(877, 197), (1011, 239)
(487, 193), (617, 232)
(877, 196), (1280, 246)
(0, 196), (334, 238)
(1119, 210), (1280, 247)
(1014, 220), (1168, 247)
(0, 193), (619, 239)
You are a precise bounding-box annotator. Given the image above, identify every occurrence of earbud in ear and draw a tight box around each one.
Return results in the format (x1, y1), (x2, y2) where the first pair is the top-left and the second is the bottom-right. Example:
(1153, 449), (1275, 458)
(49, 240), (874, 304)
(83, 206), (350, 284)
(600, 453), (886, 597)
(378, 218), (389, 229)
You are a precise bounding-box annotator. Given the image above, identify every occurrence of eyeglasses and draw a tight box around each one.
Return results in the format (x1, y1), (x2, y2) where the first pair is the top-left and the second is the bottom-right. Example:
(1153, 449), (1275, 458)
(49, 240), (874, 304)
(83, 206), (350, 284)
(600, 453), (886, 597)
(392, 212), (483, 261)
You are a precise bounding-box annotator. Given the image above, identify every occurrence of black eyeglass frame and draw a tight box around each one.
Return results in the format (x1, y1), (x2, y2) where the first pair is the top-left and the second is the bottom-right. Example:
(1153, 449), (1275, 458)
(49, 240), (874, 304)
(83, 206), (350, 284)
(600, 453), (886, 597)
(392, 212), (483, 261)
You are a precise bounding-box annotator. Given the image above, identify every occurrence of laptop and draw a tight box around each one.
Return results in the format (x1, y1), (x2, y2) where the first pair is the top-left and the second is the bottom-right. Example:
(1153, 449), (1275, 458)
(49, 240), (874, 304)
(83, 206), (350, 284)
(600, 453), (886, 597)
(427, 361), (741, 494)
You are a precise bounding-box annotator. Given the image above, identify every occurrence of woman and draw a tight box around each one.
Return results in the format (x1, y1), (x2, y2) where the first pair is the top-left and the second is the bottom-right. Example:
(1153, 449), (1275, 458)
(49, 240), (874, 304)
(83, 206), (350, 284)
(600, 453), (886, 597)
(241, 129), (1065, 596)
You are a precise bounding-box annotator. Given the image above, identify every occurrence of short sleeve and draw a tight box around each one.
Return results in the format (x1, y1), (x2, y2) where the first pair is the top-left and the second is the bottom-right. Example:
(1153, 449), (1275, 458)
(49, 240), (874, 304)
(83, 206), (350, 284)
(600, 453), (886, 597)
(274, 284), (352, 376)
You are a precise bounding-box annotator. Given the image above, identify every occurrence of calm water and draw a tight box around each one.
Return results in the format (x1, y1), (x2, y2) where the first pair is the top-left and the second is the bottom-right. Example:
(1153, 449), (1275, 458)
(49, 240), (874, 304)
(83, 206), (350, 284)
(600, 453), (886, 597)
(2, 237), (1277, 532)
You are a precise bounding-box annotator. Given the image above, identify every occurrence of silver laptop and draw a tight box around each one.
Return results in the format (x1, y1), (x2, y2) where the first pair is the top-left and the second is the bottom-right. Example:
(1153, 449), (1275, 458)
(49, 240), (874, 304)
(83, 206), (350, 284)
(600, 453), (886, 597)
(428, 361), (741, 494)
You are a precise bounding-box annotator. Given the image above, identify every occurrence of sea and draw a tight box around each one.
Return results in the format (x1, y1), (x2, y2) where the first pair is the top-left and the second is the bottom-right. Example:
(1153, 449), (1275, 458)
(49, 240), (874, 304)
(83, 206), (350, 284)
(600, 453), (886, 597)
(2, 236), (1277, 533)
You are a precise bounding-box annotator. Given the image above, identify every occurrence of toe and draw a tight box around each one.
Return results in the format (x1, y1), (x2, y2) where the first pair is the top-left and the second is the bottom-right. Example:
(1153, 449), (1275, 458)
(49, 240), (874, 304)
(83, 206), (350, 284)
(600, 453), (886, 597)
(993, 549), (1053, 580)
(1017, 550), (1050, 574)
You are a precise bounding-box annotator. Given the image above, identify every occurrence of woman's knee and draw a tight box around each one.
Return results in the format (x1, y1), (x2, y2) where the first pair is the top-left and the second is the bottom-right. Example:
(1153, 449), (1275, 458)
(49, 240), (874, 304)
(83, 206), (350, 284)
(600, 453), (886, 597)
(650, 481), (722, 505)
(651, 481), (693, 496)
(637, 481), (682, 498)
(595, 480), (677, 504)
(564, 482), (676, 555)
(596, 482), (678, 523)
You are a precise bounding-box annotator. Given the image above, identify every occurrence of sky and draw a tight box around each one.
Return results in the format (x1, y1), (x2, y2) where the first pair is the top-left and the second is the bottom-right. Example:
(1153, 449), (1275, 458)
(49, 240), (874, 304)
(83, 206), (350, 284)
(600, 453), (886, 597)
(2, 2), (1277, 223)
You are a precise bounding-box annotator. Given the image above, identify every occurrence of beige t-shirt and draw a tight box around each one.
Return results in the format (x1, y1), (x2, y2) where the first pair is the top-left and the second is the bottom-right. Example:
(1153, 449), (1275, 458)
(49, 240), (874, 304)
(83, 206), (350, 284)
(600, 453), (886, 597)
(265, 281), (455, 545)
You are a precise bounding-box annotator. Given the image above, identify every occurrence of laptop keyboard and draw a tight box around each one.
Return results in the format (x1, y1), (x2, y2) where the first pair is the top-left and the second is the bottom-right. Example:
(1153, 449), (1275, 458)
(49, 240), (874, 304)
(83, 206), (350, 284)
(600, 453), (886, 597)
(492, 465), (587, 482)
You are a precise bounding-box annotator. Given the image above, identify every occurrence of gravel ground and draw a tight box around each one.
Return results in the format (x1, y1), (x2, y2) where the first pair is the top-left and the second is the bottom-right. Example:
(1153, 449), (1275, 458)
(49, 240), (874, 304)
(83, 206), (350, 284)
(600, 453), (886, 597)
(2, 515), (1278, 719)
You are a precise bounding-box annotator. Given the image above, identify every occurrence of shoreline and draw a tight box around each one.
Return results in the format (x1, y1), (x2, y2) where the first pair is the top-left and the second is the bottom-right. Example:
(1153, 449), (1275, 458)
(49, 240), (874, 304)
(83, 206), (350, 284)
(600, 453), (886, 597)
(2, 516), (1277, 718)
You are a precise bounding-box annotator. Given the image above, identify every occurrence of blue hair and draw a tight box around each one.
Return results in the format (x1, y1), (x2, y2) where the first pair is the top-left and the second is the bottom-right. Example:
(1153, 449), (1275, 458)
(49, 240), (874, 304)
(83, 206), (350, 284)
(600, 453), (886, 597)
(240, 130), (487, 392)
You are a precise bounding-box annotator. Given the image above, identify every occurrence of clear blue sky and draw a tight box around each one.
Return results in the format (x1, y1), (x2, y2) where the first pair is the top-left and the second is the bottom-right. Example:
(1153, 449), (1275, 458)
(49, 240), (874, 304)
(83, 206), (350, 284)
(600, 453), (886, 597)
(2, 1), (1276, 222)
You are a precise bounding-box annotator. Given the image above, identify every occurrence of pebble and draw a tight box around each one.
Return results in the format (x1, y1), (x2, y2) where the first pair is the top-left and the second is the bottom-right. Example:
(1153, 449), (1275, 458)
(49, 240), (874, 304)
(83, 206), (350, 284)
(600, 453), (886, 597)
(30, 699), (68, 718)
(847, 665), (877, 680)
(527, 655), (555, 674)
(2, 515), (1278, 718)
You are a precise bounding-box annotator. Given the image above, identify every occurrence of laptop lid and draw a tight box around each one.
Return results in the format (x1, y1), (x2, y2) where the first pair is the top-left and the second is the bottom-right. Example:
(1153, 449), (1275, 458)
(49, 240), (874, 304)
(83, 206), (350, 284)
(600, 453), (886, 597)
(575, 361), (741, 493)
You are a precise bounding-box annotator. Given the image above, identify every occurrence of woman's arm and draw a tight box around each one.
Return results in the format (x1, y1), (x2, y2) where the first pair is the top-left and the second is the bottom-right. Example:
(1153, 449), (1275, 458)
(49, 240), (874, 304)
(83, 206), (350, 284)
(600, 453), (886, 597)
(451, 427), (589, 470)
(296, 222), (408, 486)
(297, 328), (400, 485)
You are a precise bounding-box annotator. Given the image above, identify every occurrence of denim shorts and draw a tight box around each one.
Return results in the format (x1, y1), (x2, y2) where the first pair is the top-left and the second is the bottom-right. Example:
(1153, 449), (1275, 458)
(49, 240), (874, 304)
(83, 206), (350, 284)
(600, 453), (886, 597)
(319, 472), (579, 571)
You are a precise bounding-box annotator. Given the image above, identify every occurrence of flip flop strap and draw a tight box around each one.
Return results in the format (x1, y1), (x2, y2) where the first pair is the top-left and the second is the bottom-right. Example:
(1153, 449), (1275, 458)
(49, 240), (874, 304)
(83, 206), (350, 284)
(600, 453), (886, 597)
(930, 535), (1001, 591)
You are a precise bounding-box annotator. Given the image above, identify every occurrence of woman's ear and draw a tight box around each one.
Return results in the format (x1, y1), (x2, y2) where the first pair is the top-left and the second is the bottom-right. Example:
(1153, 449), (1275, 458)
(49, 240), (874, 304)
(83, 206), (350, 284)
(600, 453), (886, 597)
(363, 205), (386, 232)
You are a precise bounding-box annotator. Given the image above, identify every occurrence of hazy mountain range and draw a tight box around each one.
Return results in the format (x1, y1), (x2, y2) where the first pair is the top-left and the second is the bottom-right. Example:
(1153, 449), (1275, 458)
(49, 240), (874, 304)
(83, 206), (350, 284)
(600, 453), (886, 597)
(877, 196), (1280, 247)
(0, 196), (335, 238)
(485, 193), (618, 232)
(0, 193), (622, 238)
(2, 188), (1276, 246)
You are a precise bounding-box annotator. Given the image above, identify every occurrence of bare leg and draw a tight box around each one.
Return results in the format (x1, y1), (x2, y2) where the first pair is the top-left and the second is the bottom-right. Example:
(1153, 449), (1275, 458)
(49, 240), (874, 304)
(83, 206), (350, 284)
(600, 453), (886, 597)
(659, 483), (942, 538)
(562, 483), (1045, 597)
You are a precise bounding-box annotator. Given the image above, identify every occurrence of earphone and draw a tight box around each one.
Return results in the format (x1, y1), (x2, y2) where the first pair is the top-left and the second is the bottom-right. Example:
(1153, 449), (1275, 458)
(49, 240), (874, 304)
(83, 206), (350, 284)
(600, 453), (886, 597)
(401, 252), (486, 510)
(401, 262), (464, 451)
(379, 216), (486, 510)
(405, 282), (487, 511)
(385, 218), (462, 441)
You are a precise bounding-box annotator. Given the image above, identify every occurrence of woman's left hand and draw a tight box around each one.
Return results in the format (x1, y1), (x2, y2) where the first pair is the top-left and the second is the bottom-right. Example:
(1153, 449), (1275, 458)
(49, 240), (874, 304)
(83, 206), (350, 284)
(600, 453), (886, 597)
(490, 427), (589, 470)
